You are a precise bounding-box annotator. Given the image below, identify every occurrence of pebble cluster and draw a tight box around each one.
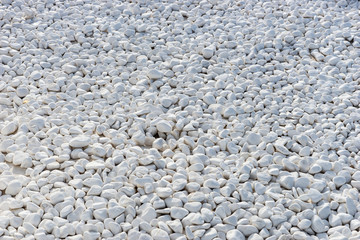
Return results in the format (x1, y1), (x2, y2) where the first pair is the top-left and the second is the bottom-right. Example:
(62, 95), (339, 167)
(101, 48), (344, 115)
(0, 0), (360, 240)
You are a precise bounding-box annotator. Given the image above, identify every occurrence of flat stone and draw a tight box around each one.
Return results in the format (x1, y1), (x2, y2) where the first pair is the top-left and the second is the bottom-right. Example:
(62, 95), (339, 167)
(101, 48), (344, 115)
(69, 135), (91, 148)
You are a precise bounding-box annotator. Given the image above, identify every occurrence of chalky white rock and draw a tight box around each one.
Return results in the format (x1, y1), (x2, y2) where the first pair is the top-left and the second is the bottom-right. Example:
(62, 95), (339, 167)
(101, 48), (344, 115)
(0, 0), (359, 239)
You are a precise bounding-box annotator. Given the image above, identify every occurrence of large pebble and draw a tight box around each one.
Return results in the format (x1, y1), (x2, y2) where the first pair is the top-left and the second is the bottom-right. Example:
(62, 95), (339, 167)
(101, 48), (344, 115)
(69, 135), (91, 148)
(1, 122), (17, 135)
(5, 180), (22, 196)
(156, 120), (172, 133)
(147, 69), (163, 80)
(247, 132), (261, 145)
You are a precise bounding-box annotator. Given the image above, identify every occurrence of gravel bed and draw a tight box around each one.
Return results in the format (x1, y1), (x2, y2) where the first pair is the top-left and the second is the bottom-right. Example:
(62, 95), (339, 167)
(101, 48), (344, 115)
(0, 0), (360, 240)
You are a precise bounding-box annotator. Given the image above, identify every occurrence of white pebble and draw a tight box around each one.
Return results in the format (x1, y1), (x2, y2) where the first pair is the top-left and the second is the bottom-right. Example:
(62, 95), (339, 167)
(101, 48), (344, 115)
(5, 180), (22, 196)
(247, 132), (261, 145)
(69, 135), (91, 148)
(147, 69), (163, 80)
(156, 120), (172, 133)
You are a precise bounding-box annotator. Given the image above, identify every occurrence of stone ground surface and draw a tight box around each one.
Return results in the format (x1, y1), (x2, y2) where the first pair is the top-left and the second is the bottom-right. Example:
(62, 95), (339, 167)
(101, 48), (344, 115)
(0, 0), (360, 240)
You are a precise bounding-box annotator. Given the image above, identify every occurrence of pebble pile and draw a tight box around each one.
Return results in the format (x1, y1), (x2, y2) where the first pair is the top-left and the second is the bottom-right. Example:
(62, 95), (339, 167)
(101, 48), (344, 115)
(0, 0), (360, 239)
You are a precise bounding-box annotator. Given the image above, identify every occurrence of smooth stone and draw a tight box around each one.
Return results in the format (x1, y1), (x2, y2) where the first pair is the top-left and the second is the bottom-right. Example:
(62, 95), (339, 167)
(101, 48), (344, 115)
(203, 179), (220, 189)
(279, 175), (295, 190)
(202, 228), (217, 240)
(49, 192), (65, 205)
(311, 215), (328, 233)
(270, 215), (287, 227)
(16, 86), (29, 97)
(308, 188), (322, 203)
(30, 71), (42, 80)
(298, 219), (311, 230)
(295, 177), (310, 188)
(170, 207), (189, 219)
(69, 135), (91, 148)
(299, 146), (311, 156)
(202, 48), (214, 59)
(237, 225), (258, 236)
(184, 202), (202, 212)
(227, 229), (245, 240)
(247, 132), (261, 145)
(182, 213), (204, 226)
(318, 204), (331, 219)
(151, 228), (170, 240)
(156, 120), (172, 133)
(333, 176), (346, 188)
(1, 122), (17, 135)
(156, 187), (173, 198)
(85, 161), (106, 170)
(141, 207), (156, 222)
(147, 69), (163, 80)
(63, 64), (77, 74)
(60, 205), (74, 218)
(346, 197), (357, 216)
(5, 180), (22, 196)
(93, 208), (108, 221)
